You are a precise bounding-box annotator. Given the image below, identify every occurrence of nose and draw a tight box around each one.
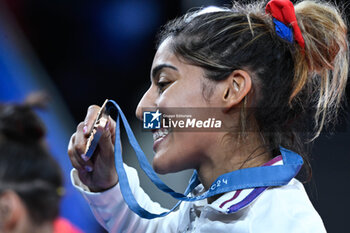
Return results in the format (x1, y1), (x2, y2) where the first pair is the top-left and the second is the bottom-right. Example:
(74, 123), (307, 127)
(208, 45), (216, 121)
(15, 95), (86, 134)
(135, 86), (157, 121)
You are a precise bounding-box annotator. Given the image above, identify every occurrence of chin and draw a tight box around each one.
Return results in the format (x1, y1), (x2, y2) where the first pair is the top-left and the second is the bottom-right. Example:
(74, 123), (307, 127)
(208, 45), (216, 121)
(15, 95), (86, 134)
(152, 161), (169, 174)
(152, 156), (176, 174)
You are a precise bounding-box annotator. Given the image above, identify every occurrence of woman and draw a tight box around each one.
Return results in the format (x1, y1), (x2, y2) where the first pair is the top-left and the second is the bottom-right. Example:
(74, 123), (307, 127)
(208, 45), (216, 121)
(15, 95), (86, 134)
(68, 0), (348, 232)
(0, 102), (82, 233)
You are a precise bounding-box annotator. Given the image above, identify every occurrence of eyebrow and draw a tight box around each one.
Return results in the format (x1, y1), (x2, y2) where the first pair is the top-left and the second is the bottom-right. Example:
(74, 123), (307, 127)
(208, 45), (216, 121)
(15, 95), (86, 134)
(151, 64), (178, 81)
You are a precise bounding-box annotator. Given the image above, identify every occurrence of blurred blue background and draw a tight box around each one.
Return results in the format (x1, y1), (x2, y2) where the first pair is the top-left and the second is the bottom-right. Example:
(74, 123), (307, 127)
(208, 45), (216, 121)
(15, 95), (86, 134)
(0, 0), (348, 232)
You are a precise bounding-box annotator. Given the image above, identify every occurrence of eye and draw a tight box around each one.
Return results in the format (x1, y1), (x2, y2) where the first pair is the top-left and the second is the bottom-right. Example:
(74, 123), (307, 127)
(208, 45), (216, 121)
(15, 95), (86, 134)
(156, 81), (171, 93)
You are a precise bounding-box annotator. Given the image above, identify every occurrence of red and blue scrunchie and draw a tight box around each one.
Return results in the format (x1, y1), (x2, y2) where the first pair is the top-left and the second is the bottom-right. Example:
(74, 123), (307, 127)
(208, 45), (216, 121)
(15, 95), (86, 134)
(266, 0), (305, 49)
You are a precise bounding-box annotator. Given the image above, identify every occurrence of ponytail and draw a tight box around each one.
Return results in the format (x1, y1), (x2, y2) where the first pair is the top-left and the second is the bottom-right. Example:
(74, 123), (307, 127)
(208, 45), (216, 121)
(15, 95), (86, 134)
(293, 0), (348, 139)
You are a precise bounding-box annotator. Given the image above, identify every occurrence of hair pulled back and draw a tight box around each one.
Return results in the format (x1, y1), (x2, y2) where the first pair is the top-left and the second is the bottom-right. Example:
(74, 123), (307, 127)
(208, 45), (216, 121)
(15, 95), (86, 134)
(0, 103), (63, 225)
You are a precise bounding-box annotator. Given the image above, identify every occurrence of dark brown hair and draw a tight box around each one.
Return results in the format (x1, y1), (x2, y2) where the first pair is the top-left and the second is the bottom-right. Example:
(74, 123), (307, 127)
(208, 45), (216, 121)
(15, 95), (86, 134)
(156, 1), (348, 180)
(0, 103), (63, 225)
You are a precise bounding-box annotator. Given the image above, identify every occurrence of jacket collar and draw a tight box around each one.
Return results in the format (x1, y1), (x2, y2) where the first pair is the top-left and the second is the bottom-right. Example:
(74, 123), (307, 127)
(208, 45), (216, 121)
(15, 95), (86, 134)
(192, 155), (284, 214)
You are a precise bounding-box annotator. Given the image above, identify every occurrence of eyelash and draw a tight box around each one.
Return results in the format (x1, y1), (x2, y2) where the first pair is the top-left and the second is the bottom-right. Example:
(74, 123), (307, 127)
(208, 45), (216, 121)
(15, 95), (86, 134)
(156, 81), (171, 93)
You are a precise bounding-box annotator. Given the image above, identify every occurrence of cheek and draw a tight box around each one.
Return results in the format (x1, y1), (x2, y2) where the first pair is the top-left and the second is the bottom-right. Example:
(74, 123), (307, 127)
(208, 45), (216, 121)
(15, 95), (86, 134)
(157, 82), (207, 108)
(157, 92), (175, 108)
(153, 132), (215, 174)
(175, 132), (214, 154)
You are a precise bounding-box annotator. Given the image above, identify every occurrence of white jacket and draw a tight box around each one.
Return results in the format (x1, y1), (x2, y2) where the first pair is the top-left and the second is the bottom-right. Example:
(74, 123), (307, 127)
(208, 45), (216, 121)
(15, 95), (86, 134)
(71, 157), (326, 233)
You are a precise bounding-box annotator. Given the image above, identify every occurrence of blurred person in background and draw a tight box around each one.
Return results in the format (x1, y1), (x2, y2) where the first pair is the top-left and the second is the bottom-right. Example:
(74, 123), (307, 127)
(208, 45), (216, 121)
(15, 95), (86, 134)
(0, 97), (82, 233)
(68, 0), (348, 232)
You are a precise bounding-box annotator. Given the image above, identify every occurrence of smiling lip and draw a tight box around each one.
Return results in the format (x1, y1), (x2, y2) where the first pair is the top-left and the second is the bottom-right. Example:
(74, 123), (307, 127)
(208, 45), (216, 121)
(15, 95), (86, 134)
(152, 128), (170, 152)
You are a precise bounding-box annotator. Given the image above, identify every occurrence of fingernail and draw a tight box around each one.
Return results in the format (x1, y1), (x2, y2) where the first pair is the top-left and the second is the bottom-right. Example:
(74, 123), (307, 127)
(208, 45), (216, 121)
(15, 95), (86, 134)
(85, 165), (93, 172)
(81, 154), (88, 161)
(83, 125), (88, 134)
(105, 120), (110, 131)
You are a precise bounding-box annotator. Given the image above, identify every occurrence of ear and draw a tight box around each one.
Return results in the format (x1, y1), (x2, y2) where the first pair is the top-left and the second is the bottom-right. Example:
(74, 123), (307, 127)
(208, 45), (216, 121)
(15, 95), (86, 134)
(0, 191), (23, 231)
(221, 70), (252, 111)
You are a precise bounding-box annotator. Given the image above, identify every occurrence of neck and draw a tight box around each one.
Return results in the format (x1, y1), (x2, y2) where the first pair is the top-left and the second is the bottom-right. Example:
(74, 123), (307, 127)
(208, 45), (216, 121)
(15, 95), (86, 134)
(197, 131), (272, 204)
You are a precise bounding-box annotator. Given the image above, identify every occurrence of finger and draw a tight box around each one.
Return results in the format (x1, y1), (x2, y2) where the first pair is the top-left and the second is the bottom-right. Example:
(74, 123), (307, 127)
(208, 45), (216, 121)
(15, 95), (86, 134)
(83, 105), (101, 136)
(67, 132), (76, 157)
(106, 117), (122, 154)
(69, 148), (84, 171)
(97, 119), (115, 161)
(68, 133), (81, 163)
(75, 150), (94, 171)
(69, 140), (94, 172)
(74, 122), (89, 155)
(75, 154), (95, 172)
(108, 116), (116, 144)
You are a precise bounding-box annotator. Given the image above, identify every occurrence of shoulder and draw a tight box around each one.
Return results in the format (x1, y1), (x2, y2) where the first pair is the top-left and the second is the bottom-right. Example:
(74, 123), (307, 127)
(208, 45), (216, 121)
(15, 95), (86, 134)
(258, 178), (317, 216)
(249, 178), (326, 233)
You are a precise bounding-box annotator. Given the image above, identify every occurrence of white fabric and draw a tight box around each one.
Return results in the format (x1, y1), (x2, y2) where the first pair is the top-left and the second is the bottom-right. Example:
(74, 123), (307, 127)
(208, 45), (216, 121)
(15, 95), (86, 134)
(71, 164), (326, 233)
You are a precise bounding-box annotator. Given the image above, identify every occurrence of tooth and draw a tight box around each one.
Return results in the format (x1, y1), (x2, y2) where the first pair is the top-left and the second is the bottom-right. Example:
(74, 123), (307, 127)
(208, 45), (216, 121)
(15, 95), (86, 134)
(153, 128), (170, 142)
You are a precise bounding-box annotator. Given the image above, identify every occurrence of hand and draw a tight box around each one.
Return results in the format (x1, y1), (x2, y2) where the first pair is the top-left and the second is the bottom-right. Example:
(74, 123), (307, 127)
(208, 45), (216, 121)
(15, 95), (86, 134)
(68, 105), (119, 192)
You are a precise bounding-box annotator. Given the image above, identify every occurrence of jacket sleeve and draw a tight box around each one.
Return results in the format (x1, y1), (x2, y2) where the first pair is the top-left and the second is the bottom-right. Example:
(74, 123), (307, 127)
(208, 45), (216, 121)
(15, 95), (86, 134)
(70, 164), (182, 233)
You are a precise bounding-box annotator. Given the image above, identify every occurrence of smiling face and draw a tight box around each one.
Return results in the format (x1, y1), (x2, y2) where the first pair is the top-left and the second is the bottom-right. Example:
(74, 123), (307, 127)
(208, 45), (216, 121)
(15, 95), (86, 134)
(136, 37), (227, 174)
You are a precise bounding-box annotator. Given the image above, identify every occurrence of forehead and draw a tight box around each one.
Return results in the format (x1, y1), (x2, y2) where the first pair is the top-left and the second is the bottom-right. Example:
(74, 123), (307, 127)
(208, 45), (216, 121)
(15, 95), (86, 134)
(152, 37), (179, 68)
(151, 37), (205, 81)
